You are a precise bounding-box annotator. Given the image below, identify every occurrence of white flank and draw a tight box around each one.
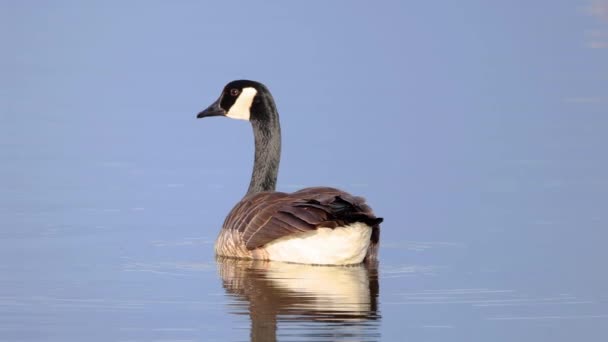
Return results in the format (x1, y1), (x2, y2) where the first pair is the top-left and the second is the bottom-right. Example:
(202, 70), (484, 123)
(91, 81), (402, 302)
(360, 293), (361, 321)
(264, 222), (372, 265)
(226, 87), (257, 121)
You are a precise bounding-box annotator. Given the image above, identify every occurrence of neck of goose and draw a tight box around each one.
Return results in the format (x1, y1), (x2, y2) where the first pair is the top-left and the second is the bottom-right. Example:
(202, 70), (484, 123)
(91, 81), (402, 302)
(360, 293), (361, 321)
(248, 100), (281, 195)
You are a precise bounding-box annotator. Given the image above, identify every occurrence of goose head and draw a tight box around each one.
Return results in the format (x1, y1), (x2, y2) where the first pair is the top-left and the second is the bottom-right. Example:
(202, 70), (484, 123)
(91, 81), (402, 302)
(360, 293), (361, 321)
(197, 80), (274, 122)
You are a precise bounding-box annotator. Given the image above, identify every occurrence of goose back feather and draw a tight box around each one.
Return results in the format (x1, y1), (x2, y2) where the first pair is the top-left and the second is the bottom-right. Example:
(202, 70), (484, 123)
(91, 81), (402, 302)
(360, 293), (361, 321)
(216, 187), (382, 263)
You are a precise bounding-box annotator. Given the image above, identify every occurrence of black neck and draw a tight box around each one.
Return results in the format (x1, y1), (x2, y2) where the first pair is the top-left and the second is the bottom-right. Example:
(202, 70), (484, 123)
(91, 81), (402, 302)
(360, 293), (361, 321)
(247, 95), (281, 195)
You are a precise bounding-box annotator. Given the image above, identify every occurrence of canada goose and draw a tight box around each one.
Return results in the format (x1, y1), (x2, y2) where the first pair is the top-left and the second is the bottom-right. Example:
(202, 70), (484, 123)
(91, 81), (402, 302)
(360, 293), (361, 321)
(197, 80), (382, 265)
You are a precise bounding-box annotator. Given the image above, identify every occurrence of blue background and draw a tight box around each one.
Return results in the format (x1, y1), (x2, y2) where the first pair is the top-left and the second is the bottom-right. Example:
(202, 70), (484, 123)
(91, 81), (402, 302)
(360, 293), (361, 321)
(1, 1), (607, 341)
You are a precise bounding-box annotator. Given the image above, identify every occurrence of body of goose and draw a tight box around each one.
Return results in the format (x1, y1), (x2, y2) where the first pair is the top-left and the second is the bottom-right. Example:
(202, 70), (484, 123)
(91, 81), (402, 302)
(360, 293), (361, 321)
(197, 80), (382, 265)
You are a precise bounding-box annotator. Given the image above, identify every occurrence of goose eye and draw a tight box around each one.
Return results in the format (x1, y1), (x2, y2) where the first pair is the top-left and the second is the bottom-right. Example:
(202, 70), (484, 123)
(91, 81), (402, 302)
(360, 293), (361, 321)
(230, 88), (240, 96)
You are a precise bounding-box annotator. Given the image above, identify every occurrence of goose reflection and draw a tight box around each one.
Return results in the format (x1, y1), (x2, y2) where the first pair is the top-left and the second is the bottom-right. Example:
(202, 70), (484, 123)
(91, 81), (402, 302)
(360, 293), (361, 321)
(217, 258), (381, 342)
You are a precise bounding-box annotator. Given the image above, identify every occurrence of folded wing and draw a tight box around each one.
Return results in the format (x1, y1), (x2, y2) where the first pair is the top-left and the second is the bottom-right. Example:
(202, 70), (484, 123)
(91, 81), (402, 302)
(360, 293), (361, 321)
(223, 187), (382, 250)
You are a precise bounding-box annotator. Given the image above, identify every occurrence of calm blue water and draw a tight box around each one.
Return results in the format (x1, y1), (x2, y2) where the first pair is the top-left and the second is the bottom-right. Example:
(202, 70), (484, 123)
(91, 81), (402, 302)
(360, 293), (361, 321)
(2, 1), (608, 341)
(1, 147), (607, 341)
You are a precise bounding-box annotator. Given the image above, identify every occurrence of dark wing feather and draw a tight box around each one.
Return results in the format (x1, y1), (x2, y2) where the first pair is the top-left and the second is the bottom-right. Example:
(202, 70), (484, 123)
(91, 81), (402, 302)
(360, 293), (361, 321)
(223, 187), (382, 250)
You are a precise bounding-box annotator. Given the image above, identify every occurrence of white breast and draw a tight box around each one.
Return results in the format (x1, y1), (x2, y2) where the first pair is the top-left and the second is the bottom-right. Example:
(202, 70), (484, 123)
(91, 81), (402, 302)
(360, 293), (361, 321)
(263, 222), (372, 265)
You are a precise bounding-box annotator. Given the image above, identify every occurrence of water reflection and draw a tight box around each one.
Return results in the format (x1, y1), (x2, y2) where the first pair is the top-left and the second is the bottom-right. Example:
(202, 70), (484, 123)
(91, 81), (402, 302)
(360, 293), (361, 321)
(217, 258), (381, 342)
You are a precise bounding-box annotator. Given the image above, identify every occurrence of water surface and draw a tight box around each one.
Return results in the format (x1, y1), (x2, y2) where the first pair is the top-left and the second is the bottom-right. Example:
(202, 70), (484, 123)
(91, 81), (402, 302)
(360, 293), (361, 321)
(2, 1), (608, 341)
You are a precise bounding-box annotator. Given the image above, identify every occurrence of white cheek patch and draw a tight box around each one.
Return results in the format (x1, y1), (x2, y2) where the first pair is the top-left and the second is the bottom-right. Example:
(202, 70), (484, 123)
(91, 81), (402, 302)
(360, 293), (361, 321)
(226, 87), (257, 121)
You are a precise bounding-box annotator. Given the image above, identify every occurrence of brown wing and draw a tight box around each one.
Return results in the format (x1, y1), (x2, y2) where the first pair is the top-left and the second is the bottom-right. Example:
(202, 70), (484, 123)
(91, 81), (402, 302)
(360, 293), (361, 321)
(222, 187), (382, 250)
